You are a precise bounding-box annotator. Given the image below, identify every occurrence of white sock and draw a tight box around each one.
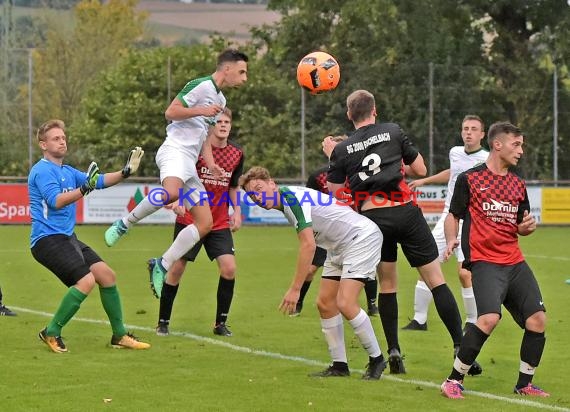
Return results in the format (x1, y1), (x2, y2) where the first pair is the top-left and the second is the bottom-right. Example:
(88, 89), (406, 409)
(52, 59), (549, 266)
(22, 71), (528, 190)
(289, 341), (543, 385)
(520, 360), (536, 376)
(320, 314), (347, 363)
(123, 196), (161, 228)
(161, 224), (200, 270)
(413, 280), (432, 324)
(348, 308), (381, 358)
(462, 287), (477, 324)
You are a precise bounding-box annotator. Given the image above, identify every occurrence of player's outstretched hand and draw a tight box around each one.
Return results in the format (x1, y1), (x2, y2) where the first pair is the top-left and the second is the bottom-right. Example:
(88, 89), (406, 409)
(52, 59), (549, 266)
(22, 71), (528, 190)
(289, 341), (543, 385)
(122, 147), (144, 178)
(80, 162), (100, 196)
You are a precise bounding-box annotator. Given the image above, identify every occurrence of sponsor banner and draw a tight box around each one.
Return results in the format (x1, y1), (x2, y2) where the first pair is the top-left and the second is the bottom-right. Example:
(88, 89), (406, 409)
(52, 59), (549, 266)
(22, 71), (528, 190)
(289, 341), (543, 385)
(83, 184), (175, 224)
(541, 188), (570, 224)
(0, 184), (32, 223)
(414, 185), (447, 224)
(240, 201), (288, 225)
(0, 183), (551, 225)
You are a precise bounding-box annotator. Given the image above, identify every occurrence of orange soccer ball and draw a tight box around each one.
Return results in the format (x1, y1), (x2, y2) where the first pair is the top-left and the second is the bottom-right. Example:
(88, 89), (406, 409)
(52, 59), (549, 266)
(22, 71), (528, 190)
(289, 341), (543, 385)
(296, 51), (340, 95)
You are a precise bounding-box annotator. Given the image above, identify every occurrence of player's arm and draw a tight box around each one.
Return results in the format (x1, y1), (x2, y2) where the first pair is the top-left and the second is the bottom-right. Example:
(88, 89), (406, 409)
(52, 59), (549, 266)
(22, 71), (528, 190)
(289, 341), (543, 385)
(228, 186), (242, 232)
(444, 173), (469, 260)
(38, 165), (98, 209)
(443, 213), (460, 261)
(201, 131), (224, 179)
(164, 97), (222, 121)
(409, 169), (450, 191)
(279, 227), (316, 314)
(404, 153), (427, 178)
(517, 189), (536, 236)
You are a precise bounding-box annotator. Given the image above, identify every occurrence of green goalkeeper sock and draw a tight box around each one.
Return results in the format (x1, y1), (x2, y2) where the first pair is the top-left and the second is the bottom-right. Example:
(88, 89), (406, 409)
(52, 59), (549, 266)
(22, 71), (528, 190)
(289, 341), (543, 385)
(99, 285), (127, 337)
(46, 287), (87, 336)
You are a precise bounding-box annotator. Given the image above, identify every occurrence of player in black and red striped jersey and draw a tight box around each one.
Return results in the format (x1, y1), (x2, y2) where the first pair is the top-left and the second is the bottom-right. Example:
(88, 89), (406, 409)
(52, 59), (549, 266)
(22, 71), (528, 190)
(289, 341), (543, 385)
(441, 122), (548, 399)
(156, 108), (245, 337)
(292, 135), (379, 317)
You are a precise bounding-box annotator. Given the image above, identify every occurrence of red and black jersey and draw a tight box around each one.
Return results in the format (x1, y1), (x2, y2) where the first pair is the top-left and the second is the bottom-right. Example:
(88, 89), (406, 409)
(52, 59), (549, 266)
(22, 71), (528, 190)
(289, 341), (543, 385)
(307, 165), (354, 206)
(327, 122), (419, 209)
(449, 163), (530, 266)
(177, 140), (244, 230)
(306, 165), (330, 193)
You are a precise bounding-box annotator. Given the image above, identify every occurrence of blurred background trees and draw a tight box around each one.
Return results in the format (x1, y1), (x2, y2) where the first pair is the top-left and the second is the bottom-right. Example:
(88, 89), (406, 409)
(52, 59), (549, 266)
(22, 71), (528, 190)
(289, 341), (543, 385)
(1, 0), (568, 180)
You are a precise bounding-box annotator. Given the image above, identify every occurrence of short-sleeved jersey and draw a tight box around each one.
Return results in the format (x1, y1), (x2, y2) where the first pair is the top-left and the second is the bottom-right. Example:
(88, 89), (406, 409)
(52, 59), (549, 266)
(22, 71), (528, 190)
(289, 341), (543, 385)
(28, 158), (104, 247)
(449, 163), (529, 266)
(328, 123), (419, 208)
(444, 146), (489, 212)
(164, 75), (226, 159)
(177, 141), (244, 230)
(278, 186), (375, 254)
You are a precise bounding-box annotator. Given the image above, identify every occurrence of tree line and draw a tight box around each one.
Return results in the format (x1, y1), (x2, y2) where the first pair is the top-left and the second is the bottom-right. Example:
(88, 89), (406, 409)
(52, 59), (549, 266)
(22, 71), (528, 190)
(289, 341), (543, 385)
(1, 0), (569, 180)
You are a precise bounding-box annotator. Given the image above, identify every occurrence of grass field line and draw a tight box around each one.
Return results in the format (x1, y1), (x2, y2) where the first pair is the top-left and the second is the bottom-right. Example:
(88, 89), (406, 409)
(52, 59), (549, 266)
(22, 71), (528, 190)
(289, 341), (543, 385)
(13, 306), (568, 411)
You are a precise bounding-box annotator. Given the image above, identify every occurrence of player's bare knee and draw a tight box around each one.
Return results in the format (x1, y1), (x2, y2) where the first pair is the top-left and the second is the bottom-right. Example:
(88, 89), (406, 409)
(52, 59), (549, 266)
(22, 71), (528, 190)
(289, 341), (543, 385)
(525, 311), (547, 332)
(316, 295), (335, 315)
(76, 273), (96, 294)
(457, 268), (472, 287)
(477, 313), (500, 333)
(220, 267), (236, 280)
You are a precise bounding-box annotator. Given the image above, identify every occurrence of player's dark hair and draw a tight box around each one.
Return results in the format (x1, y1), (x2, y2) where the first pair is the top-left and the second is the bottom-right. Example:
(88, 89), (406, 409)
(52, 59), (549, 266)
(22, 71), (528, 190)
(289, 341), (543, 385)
(217, 48), (249, 68)
(346, 90), (375, 123)
(487, 121), (522, 148)
(462, 114), (484, 131)
(37, 119), (65, 142)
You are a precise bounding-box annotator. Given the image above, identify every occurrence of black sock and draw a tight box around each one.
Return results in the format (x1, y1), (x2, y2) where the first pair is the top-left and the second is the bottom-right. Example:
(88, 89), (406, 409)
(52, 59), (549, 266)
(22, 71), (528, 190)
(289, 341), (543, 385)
(364, 279), (377, 304)
(298, 281), (312, 306)
(158, 282), (179, 325)
(516, 330), (546, 388)
(449, 323), (488, 381)
(378, 292), (399, 352)
(216, 277), (235, 325)
(431, 284), (463, 346)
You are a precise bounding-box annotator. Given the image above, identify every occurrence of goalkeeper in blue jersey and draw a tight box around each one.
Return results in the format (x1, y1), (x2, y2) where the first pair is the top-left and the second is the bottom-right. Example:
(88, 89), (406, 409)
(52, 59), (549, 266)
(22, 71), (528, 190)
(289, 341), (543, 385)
(28, 119), (149, 353)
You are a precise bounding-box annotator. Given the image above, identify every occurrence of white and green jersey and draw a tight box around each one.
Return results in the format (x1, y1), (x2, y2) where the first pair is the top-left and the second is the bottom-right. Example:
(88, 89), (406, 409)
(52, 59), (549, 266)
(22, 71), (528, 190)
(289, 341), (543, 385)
(278, 186), (376, 254)
(445, 146), (489, 212)
(164, 75), (226, 159)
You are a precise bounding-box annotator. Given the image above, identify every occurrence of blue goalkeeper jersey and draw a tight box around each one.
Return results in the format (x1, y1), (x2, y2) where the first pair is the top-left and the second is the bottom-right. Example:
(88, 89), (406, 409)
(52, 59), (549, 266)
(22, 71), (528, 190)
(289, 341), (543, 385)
(28, 158), (104, 247)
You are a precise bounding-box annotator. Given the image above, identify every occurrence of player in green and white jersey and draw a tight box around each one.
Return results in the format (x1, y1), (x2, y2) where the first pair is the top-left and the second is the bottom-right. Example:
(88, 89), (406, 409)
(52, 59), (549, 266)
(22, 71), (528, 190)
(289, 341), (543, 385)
(240, 166), (386, 380)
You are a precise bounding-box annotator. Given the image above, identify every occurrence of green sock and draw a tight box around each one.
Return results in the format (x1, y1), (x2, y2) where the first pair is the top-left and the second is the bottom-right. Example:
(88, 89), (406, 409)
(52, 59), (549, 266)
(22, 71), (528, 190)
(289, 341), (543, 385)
(99, 285), (127, 337)
(46, 287), (87, 336)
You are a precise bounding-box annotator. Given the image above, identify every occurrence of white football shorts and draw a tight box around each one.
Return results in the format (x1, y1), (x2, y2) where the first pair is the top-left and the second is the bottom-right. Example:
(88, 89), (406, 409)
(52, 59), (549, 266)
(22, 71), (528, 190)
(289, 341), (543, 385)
(322, 225), (382, 280)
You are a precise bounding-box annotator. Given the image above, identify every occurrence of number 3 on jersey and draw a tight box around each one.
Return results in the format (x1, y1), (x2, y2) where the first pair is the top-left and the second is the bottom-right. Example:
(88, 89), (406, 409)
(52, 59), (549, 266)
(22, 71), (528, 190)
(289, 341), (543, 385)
(358, 153), (381, 181)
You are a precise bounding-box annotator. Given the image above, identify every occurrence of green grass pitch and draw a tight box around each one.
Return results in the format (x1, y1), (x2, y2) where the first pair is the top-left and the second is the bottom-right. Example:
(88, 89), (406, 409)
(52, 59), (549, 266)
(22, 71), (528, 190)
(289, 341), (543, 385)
(0, 225), (568, 411)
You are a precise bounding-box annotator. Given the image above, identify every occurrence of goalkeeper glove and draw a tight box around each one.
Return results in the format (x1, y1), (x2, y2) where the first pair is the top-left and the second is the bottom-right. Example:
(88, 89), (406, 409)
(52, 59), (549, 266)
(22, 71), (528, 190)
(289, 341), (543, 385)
(122, 146), (144, 178)
(80, 162), (100, 196)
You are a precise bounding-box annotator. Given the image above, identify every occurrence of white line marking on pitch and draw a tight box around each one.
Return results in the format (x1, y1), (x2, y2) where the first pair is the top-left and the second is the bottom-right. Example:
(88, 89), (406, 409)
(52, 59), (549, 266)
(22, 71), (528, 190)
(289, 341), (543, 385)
(13, 306), (568, 412)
